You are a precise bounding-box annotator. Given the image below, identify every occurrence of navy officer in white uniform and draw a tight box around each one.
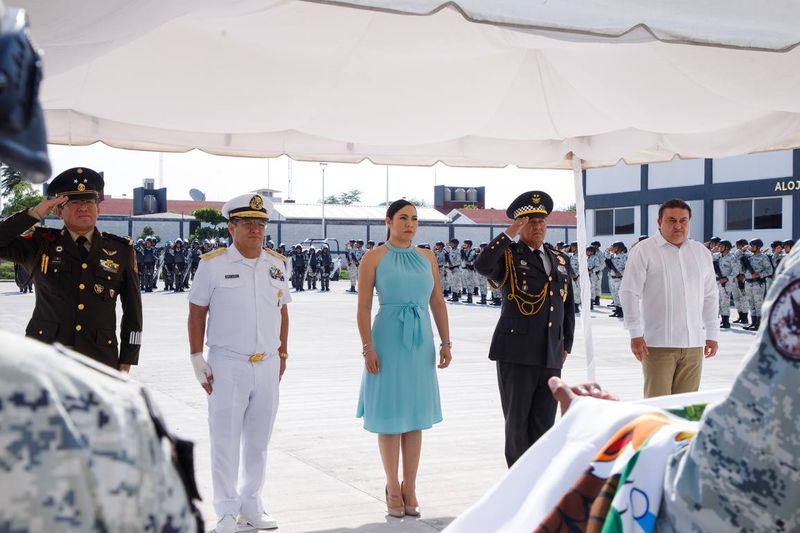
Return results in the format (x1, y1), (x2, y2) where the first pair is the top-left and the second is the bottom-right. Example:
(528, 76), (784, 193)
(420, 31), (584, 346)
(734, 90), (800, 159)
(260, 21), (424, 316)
(187, 193), (291, 533)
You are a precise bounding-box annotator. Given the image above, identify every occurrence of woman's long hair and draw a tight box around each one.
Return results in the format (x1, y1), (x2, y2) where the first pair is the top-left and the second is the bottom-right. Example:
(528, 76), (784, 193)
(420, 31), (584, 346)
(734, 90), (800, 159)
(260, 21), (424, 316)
(385, 199), (415, 240)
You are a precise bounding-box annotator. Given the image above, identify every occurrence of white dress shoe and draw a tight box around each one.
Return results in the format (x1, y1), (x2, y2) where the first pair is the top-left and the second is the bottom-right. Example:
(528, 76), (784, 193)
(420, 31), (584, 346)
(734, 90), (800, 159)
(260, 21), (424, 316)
(214, 514), (239, 533)
(238, 512), (278, 530)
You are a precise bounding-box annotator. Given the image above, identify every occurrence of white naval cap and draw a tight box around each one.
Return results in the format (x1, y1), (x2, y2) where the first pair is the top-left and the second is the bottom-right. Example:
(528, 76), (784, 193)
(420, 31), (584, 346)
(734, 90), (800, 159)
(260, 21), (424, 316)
(222, 193), (271, 220)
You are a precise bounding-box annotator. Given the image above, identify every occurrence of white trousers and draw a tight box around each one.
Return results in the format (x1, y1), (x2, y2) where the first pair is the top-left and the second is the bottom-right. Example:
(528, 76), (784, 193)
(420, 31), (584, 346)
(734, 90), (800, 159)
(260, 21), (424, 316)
(207, 348), (280, 517)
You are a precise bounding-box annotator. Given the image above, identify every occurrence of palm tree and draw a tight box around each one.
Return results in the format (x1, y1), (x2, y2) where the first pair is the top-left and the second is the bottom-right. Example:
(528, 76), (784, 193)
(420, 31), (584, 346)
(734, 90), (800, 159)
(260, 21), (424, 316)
(0, 164), (23, 197)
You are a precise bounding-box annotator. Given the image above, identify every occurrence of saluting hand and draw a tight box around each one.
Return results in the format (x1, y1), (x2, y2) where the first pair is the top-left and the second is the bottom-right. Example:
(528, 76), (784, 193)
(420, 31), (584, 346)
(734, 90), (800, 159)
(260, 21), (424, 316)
(32, 195), (68, 219)
(505, 217), (529, 238)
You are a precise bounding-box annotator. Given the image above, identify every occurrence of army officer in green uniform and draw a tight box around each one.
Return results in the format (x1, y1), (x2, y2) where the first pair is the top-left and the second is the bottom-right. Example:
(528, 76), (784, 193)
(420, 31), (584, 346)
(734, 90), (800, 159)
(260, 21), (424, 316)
(475, 190), (575, 467)
(0, 167), (143, 371)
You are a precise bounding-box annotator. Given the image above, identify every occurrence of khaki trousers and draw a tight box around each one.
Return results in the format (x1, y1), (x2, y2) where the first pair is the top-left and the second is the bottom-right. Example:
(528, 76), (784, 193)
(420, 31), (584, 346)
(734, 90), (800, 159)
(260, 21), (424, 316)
(642, 347), (703, 398)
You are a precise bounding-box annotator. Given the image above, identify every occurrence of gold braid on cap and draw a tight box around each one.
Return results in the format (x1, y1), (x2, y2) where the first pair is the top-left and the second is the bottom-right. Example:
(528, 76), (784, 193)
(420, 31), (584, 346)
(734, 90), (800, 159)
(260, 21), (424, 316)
(513, 204), (548, 218)
(488, 248), (548, 316)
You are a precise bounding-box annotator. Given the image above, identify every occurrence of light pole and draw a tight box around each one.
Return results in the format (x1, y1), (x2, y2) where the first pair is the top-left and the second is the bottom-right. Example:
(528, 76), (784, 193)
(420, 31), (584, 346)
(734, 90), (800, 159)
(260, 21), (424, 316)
(320, 162), (327, 238)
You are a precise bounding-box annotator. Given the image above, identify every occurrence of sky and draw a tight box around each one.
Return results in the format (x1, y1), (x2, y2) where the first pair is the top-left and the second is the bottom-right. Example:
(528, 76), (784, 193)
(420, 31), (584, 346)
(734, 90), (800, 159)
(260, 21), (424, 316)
(48, 144), (577, 211)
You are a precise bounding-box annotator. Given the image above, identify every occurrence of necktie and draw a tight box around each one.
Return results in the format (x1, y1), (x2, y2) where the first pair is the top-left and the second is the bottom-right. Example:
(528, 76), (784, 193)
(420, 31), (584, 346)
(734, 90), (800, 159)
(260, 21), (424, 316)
(76, 236), (89, 261)
(533, 249), (544, 271)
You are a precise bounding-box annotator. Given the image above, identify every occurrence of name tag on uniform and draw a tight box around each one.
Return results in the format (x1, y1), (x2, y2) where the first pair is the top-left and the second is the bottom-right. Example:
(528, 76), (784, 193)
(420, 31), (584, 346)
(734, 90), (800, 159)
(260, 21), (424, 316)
(225, 274), (239, 279)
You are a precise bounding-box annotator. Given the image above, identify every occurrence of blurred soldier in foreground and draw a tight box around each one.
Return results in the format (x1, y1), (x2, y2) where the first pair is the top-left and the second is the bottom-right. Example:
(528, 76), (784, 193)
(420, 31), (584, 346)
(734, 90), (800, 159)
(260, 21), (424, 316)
(0, 168), (143, 371)
(0, 332), (202, 531)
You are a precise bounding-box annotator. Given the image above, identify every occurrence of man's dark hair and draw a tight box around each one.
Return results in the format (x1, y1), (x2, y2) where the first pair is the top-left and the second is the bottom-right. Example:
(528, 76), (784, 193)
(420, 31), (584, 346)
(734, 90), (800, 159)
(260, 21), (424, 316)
(658, 199), (692, 219)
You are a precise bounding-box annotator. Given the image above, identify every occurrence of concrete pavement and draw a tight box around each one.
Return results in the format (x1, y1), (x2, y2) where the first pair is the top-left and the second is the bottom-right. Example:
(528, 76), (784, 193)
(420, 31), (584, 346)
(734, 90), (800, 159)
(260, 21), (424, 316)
(0, 280), (756, 532)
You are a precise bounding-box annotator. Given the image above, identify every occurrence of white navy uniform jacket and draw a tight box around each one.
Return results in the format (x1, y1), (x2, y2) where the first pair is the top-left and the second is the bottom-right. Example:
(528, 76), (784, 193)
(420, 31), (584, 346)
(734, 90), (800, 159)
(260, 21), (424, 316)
(189, 245), (291, 356)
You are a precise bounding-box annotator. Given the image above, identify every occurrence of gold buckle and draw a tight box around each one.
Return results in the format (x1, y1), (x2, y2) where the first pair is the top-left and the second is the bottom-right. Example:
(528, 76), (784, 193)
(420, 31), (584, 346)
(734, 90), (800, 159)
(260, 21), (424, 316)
(248, 353), (265, 362)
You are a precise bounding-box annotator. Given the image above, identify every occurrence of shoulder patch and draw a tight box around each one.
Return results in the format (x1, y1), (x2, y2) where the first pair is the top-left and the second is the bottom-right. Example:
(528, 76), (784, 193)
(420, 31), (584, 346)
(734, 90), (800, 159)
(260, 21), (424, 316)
(769, 277), (800, 361)
(102, 232), (133, 246)
(201, 248), (226, 261)
(265, 248), (287, 263)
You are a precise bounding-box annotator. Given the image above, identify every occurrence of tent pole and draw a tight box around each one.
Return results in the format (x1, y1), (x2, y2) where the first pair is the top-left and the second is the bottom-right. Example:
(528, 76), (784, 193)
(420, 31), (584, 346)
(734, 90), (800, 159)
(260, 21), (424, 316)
(572, 156), (596, 381)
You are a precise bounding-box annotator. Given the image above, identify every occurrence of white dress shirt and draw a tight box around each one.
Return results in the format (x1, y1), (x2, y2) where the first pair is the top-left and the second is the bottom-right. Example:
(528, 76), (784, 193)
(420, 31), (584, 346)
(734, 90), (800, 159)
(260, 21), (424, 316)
(620, 231), (719, 347)
(189, 244), (291, 355)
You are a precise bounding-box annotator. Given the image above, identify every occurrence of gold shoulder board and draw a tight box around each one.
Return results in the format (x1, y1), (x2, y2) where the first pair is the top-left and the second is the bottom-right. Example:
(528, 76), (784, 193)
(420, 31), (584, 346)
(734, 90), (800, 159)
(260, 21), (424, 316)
(201, 248), (226, 261)
(265, 248), (287, 263)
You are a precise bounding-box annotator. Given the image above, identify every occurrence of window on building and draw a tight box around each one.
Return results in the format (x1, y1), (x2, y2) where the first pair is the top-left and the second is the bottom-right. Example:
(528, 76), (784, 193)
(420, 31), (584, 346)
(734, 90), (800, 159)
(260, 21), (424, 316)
(595, 207), (634, 236)
(614, 208), (635, 234)
(725, 197), (782, 231)
(595, 209), (613, 235)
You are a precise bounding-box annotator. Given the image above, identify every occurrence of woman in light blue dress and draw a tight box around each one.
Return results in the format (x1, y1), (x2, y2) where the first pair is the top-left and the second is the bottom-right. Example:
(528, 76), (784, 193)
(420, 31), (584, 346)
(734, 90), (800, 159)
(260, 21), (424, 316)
(356, 199), (452, 518)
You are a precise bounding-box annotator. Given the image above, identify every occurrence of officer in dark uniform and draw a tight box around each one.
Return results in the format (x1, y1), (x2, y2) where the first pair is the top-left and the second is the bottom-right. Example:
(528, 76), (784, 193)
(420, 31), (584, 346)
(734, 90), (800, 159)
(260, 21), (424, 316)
(172, 238), (188, 292)
(475, 190), (575, 467)
(162, 240), (175, 291)
(189, 239), (201, 283)
(0, 167), (143, 371)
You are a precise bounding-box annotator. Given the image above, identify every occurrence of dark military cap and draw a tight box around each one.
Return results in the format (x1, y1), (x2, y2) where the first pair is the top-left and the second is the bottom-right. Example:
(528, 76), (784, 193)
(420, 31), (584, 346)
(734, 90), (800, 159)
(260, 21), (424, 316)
(464, 239), (473, 245)
(356, 240), (364, 245)
(719, 240), (732, 249)
(770, 240), (783, 248)
(435, 241), (444, 246)
(591, 240), (601, 247)
(506, 190), (553, 220)
(612, 241), (625, 248)
(556, 241), (565, 248)
(749, 238), (763, 247)
(710, 236), (721, 243)
(367, 240), (375, 245)
(736, 238), (749, 246)
(638, 235), (648, 241)
(586, 246), (595, 252)
(450, 238), (459, 245)
(47, 167), (104, 201)
(570, 241), (578, 247)
(479, 242), (488, 247)
(783, 239), (795, 247)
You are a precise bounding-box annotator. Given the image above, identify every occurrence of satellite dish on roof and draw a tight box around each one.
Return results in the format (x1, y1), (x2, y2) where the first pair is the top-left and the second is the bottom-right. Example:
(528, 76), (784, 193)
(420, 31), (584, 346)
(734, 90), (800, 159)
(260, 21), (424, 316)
(189, 188), (206, 201)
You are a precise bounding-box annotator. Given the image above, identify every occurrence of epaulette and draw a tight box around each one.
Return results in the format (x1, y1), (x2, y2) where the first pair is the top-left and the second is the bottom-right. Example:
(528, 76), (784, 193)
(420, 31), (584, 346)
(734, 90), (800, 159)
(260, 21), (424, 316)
(553, 249), (570, 266)
(201, 248), (226, 261)
(102, 232), (133, 246)
(265, 248), (287, 263)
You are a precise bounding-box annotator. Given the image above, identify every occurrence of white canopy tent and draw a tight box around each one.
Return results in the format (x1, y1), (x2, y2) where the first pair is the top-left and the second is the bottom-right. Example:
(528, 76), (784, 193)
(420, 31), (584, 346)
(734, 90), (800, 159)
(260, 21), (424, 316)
(18, 0), (800, 378)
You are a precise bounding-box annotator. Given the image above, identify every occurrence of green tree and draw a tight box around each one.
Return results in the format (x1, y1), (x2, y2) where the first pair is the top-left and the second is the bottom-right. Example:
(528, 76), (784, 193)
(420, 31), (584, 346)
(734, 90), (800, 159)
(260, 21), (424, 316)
(192, 207), (227, 226)
(0, 164), (23, 196)
(562, 202), (577, 213)
(322, 189), (363, 205)
(1, 181), (44, 216)
(137, 226), (158, 241)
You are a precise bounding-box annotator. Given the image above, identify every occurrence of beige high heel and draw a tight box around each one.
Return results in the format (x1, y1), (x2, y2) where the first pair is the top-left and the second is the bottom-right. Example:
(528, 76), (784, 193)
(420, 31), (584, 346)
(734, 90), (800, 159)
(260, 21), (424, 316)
(385, 485), (405, 518)
(401, 481), (421, 517)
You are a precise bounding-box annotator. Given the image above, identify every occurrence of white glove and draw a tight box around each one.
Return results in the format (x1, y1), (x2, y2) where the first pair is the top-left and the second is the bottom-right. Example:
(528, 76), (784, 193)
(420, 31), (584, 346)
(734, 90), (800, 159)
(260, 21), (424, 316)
(190, 352), (212, 385)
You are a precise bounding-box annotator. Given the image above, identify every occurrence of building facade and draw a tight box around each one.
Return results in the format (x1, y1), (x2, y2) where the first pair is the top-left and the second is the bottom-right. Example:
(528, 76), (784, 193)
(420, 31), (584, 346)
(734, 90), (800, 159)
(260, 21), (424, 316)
(584, 149), (799, 248)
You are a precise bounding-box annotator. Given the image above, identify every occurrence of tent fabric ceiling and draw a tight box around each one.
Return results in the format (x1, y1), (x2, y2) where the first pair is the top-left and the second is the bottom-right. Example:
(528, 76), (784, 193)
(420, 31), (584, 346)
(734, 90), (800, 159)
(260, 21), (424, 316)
(19, 0), (800, 168)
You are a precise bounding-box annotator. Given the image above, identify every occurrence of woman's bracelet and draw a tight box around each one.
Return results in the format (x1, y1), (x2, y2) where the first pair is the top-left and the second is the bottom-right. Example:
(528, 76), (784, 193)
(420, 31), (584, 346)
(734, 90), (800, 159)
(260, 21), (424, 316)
(440, 341), (452, 348)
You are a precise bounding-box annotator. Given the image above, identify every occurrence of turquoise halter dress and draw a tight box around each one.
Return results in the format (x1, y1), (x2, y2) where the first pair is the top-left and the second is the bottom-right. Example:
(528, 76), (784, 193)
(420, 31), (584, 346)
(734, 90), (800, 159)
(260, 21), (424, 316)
(356, 242), (443, 434)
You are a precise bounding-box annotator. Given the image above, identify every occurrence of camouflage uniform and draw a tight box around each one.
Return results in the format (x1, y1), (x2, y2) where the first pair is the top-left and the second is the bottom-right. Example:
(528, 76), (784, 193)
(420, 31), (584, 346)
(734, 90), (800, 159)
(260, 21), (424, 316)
(743, 251), (773, 319)
(731, 246), (749, 316)
(716, 251), (740, 317)
(661, 246), (800, 532)
(569, 252), (581, 307)
(446, 243), (463, 299)
(587, 251), (603, 301)
(435, 245), (447, 292)
(606, 250), (626, 307)
(0, 331), (200, 532)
